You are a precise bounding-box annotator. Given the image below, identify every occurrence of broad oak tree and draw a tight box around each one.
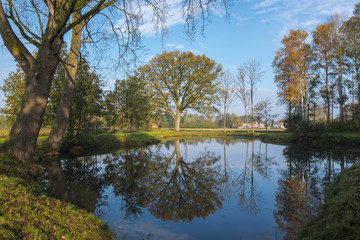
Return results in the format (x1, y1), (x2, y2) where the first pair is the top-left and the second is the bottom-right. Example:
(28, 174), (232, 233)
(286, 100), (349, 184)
(137, 51), (222, 131)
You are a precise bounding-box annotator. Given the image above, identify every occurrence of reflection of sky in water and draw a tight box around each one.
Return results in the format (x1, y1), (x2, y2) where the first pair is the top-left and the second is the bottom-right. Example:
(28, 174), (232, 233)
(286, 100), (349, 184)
(50, 138), (360, 240)
(96, 139), (285, 240)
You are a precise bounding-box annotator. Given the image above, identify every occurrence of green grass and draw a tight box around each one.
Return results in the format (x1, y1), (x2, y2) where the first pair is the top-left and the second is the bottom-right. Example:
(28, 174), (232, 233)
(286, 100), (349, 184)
(300, 164), (360, 240)
(0, 155), (114, 240)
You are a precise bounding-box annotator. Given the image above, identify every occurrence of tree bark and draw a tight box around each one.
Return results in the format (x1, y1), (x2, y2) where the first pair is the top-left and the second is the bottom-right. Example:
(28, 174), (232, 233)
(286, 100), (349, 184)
(325, 66), (331, 125)
(3, 42), (62, 161)
(174, 109), (182, 131)
(47, 13), (84, 151)
(223, 104), (227, 131)
(251, 85), (254, 133)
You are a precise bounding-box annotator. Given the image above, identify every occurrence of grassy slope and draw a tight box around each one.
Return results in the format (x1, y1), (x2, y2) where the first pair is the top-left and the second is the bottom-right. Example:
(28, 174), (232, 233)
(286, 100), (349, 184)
(0, 153), (114, 239)
(300, 164), (360, 240)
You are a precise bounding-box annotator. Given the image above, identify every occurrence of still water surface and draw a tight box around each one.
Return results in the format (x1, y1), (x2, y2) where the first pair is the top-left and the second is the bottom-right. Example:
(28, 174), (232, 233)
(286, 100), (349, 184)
(41, 138), (360, 239)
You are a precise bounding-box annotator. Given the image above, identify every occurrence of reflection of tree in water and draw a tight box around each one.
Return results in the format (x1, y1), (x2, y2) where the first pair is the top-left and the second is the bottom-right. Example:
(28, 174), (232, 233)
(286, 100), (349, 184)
(227, 139), (276, 216)
(147, 140), (224, 222)
(103, 148), (154, 218)
(235, 140), (262, 215)
(45, 155), (107, 213)
(103, 140), (224, 222)
(273, 146), (360, 239)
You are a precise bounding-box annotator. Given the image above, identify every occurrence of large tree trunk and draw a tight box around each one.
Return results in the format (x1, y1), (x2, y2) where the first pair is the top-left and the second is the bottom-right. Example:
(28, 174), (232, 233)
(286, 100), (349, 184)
(3, 43), (61, 161)
(47, 14), (84, 151)
(174, 109), (182, 131)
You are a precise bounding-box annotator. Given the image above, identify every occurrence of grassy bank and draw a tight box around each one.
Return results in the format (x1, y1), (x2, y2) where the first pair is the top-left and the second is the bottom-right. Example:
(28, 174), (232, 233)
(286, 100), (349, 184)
(261, 131), (360, 146)
(0, 155), (114, 239)
(300, 164), (360, 239)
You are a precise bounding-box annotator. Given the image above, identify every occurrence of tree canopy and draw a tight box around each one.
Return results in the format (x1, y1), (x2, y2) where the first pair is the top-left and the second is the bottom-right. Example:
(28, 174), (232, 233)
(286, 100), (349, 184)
(137, 50), (222, 131)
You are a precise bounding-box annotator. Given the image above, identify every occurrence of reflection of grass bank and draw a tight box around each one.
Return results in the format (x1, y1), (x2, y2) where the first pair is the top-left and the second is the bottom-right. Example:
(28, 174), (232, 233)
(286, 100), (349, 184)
(55, 130), (262, 155)
(300, 164), (360, 239)
(0, 155), (114, 239)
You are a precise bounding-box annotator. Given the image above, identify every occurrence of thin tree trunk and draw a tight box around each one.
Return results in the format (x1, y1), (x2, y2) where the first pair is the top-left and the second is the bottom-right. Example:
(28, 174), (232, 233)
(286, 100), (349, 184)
(356, 64), (360, 128)
(251, 88), (254, 133)
(339, 71), (344, 123)
(325, 67), (330, 125)
(223, 104), (227, 131)
(48, 13), (84, 151)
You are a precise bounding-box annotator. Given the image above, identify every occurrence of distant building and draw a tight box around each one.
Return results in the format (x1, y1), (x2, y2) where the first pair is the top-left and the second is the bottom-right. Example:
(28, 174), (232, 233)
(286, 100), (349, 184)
(241, 121), (265, 129)
(273, 121), (285, 129)
(151, 123), (159, 128)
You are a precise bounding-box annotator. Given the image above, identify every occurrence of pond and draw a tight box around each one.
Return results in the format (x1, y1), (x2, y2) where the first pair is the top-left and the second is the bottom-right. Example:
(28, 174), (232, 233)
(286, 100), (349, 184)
(40, 137), (360, 239)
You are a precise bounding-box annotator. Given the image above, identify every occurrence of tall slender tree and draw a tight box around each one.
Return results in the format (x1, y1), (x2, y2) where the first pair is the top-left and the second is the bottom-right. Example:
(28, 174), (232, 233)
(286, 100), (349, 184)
(312, 23), (335, 124)
(273, 29), (310, 128)
(343, 4), (360, 126)
(243, 59), (263, 133)
(219, 70), (237, 131)
(47, 11), (85, 151)
(235, 66), (250, 131)
(330, 14), (349, 123)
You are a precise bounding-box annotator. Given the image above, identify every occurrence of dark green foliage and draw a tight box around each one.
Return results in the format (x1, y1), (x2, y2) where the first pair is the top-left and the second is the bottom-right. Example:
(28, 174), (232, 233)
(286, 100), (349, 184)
(328, 119), (359, 132)
(0, 66), (24, 125)
(104, 76), (152, 130)
(67, 59), (103, 138)
(300, 164), (360, 240)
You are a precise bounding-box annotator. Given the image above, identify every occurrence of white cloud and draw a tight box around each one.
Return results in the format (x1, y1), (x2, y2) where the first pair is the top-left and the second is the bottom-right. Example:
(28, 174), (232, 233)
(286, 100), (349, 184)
(166, 43), (185, 49)
(253, 0), (280, 9)
(256, 0), (358, 44)
(261, 18), (272, 23)
(255, 7), (277, 15)
(111, 221), (195, 240)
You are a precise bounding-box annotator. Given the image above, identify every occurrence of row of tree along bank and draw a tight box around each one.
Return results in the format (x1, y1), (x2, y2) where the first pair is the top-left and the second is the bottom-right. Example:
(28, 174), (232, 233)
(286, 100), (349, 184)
(273, 4), (360, 131)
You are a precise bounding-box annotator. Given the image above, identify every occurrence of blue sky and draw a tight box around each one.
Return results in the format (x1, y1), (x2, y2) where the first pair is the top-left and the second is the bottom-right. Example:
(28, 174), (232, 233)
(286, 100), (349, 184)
(0, 0), (358, 118)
